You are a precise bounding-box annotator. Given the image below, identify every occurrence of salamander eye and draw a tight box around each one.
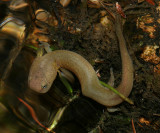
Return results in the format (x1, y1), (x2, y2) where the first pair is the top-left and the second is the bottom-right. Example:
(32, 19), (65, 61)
(41, 84), (48, 89)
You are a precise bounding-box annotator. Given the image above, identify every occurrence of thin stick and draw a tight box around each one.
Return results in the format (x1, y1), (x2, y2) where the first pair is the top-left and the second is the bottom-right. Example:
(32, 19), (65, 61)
(131, 119), (136, 133)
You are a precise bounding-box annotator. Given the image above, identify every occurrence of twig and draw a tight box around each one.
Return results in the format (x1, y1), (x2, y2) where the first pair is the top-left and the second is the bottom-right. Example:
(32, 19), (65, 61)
(98, 0), (115, 20)
(131, 119), (136, 133)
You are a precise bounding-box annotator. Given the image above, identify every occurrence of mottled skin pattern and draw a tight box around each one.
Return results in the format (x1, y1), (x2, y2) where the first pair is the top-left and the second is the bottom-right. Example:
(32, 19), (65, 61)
(28, 15), (134, 106)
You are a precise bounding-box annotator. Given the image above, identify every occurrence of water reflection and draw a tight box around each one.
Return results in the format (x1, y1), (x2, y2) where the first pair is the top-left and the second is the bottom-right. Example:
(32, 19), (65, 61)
(0, 1), (103, 133)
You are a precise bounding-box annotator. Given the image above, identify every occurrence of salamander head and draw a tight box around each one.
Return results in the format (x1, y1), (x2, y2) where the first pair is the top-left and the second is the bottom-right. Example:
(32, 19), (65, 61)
(28, 57), (57, 93)
(28, 70), (50, 93)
